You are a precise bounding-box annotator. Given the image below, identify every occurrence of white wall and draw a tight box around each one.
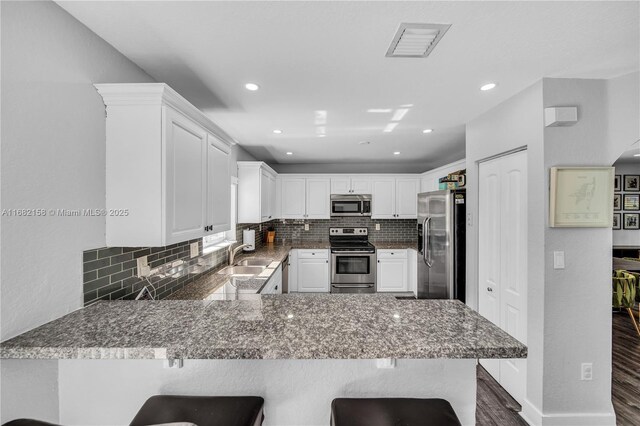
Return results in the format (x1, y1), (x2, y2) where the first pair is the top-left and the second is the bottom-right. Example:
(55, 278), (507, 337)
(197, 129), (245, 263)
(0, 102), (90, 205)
(606, 71), (640, 164)
(1, 1), (154, 422)
(58, 359), (477, 426)
(613, 161), (640, 247)
(0, 360), (59, 423)
(466, 76), (636, 425)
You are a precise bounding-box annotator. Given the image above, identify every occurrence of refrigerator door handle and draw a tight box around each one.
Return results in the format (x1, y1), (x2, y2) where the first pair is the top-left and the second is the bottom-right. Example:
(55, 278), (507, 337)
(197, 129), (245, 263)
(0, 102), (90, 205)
(423, 217), (433, 267)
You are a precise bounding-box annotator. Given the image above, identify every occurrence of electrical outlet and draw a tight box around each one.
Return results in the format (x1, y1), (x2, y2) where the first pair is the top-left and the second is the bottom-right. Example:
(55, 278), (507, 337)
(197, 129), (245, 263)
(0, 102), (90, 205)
(304, 223), (310, 231)
(553, 251), (565, 269)
(164, 358), (183, 369)
(581, 363), (593, 381)
(136, 256), (150, 278)
(190, 242), (199, 258)
(467, 213), (473, 227)
(375, 223), (381, 231)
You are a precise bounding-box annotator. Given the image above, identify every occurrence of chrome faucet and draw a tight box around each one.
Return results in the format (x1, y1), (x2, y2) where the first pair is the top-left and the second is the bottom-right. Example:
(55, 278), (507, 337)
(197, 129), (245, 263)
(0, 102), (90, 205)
(228, 243), (251, 265)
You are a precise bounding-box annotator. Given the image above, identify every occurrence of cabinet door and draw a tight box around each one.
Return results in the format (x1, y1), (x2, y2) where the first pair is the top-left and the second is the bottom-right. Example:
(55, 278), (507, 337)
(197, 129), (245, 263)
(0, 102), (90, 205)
(260, 169), (272, 222)
(331, 178), (351, 195)
(297, 258), (330, 292)
(350, 177), (372, 194)
(268, 174), (277, 221)
(306, 178), (330, 219)
(207, 135), (231, 234)
(377, 258), (408, 292)
(371, 178), (395, 219)
(395, 178), (419, 218)
(281, 178), (306, 219)
(164, 107), (207, 244)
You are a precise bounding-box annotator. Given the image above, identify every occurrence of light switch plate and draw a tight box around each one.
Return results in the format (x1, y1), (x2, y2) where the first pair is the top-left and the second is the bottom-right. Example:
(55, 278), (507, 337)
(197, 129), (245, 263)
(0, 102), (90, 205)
(375, 223), (381, 231)
(304, 223), (310, 231)
(553, 251), (565, 269)
(467, 213), (473, 227)
(190, 242), (199, 258)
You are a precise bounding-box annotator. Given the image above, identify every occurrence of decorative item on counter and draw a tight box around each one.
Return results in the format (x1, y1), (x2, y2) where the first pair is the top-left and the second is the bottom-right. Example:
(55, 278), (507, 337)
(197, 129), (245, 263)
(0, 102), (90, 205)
(243, 229), (256, 251)
(438, 169), (466, 190)
(266, 226), (276, 243)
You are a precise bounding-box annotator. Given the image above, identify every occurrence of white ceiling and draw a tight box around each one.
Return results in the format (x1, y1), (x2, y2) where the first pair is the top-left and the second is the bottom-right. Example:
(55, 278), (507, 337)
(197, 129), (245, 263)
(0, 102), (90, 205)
(57, 1), (639, 172)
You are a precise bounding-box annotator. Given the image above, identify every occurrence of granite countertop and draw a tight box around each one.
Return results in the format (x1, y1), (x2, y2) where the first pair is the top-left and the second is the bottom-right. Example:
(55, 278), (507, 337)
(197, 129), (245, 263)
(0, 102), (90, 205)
(168, 243), (328, 300)
(0, 295), (526, 360)
(374, 242), (418, 250)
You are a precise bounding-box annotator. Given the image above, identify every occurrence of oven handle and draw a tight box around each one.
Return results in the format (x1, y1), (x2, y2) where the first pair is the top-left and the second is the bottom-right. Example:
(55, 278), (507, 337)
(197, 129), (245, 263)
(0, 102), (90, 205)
(331, 284), (375, 288)
(423, 217), (433, 268)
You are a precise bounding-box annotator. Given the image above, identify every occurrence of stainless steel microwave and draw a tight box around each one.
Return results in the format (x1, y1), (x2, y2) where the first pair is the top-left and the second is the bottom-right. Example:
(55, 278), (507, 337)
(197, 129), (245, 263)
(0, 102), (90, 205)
(330, 194), (372, 217)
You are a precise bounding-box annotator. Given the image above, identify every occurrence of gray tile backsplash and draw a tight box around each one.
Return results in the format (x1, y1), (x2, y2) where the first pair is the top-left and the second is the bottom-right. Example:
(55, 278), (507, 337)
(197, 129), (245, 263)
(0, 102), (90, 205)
(272, 217), (416, 244)
(83, 218), (414, 305)
(83, 239), (228, 305)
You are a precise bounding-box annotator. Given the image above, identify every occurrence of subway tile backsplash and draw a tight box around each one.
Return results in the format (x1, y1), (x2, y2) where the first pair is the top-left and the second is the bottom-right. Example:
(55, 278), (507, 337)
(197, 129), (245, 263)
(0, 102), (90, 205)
(83, 218), (415, 305)
(82, 239), (228, 305)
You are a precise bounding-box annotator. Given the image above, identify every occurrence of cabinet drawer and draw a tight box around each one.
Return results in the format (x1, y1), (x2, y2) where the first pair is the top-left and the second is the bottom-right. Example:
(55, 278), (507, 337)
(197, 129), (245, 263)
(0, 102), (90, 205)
(297, 249), (329, 259)
(377, 249), (408, 259)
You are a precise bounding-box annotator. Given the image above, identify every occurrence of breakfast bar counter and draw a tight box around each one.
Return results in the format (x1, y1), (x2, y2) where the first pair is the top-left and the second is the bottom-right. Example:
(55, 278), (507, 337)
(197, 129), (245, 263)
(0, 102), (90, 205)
(1, 295), (525, 360)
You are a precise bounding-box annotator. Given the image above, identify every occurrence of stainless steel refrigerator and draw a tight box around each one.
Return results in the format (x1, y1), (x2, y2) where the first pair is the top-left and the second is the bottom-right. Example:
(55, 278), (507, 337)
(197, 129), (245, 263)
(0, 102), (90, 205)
(417, 190), (466, 301)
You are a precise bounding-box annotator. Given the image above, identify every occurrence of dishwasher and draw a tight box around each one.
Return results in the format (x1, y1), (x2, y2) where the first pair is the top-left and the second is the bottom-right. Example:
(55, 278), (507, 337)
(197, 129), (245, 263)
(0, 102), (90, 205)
(281, 255), (289, 293)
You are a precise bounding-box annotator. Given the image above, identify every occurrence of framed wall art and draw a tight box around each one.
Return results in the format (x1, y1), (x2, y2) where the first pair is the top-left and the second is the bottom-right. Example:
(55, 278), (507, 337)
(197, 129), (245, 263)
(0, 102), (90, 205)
(549, 166), (614, 228)
(624, 194), (640, 211)
(614, 194), (622, 211)
(624, 175), (639, 192)
(623, 213), (639, 230)
(614, 174), (621, 191)
(613, 213), (621, 230)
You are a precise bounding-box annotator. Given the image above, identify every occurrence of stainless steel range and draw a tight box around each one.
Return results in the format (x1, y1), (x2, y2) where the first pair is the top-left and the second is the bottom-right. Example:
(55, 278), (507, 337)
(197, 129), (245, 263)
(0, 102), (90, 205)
(330, 227), (376, 293)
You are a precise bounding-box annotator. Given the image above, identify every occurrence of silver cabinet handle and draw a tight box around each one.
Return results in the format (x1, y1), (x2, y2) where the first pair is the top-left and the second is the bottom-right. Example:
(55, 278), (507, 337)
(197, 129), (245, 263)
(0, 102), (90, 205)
(487, 287), (493, 292)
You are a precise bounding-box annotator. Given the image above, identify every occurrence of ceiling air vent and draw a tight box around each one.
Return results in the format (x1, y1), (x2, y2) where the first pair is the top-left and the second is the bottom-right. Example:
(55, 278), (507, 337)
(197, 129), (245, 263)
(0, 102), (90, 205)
(386, 23), (451, 58)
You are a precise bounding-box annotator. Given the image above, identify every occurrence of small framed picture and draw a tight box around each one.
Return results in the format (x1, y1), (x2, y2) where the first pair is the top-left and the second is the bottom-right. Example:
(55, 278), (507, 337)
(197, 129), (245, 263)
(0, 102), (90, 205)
(614, 175), (621, 191)
(623, 213), (639, 230)
(623, 175), (640, 192)
(613, 213), (621, 230)
(613, 194), (622, 211)
(549, 166), (614, 227)
(624, 194), (640, 211)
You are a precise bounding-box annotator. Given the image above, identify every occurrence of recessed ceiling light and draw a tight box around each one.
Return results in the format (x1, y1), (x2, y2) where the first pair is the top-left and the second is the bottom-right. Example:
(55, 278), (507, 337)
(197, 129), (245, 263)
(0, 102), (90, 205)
(422, 129), (433, 134)
(393, 151), (401, 155)
(384, 123), (399, 133)
(286, 152), (293, 155)
(480, 83), (497, 91)
(245, 83), (259, 91)
(359, 141), (370, 145)
(273, 129), (282, 134)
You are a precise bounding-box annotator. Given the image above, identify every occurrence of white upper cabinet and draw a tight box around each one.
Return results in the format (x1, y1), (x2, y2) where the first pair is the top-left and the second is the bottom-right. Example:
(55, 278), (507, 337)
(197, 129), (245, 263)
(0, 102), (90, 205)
(306, 178), (330, 219)
(330, 177), (372, 194)
(281, 177), (330, 219)
(281, 178), (306, 218)
(420, 159), (466, 193)
(372, 177), (419, 219)
(206, 134), (231, 234)
(95, 83), (233, 247)
(237, 162), (278, 223)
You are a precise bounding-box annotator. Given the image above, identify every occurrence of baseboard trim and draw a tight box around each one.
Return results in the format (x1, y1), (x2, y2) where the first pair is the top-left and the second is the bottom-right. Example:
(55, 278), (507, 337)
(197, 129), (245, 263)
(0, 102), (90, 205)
(520, 398), (616, 426)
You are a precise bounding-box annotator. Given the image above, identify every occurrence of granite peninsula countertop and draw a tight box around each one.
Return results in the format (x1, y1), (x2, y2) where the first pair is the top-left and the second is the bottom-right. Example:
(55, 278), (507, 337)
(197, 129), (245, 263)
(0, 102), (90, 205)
(0, 295), (527, 360)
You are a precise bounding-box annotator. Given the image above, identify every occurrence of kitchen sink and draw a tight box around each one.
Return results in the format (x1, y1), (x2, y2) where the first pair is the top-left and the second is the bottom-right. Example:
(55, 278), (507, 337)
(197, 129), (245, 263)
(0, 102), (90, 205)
(235, 258), (273, 267)
(217, 265), (266, 276)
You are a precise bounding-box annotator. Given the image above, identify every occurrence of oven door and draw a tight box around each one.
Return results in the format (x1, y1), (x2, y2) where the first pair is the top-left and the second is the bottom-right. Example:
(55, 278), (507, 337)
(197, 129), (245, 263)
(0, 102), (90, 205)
(331, 199), (363, 216)
(331, 252), (376, 285)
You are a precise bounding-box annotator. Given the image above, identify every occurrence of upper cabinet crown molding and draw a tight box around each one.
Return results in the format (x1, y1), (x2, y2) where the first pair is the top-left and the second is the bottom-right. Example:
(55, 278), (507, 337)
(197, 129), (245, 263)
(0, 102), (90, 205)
(95, 83), (236, 148)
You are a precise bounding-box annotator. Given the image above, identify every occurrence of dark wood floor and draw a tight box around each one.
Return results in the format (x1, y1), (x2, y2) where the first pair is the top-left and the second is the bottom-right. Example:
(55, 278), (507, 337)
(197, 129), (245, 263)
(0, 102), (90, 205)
(476, 312), (640, 425)
(476, 365), (528, 426)
(612, 311), (640, 426)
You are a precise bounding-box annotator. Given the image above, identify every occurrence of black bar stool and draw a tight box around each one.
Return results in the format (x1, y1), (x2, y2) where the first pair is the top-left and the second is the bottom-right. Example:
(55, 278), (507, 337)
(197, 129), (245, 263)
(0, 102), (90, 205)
(3, 421), (59, 426)
(331, 398), (462, 426)
(129, 395), (264, 426)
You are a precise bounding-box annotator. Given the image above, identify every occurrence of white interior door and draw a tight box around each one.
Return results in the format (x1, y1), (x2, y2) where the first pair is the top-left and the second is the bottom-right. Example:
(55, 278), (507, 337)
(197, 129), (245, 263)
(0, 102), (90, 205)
(478, 149), (528, 406)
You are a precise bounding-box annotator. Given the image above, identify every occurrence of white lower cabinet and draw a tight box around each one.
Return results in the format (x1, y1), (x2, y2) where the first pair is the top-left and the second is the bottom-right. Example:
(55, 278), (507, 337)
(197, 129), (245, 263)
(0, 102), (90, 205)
(376, 250), (409, 292)
(288, 249), (330, 292)
(261, 265), (283, 295)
